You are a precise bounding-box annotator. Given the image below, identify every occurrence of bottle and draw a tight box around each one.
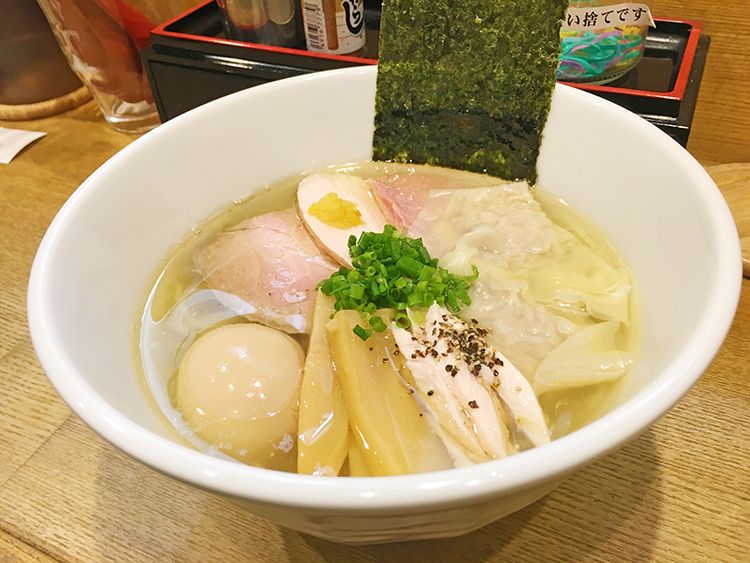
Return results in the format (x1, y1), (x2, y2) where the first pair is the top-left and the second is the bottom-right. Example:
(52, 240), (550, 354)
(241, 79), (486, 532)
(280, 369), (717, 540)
(300, 0), (366, 56)
(557, 1), (653, 84)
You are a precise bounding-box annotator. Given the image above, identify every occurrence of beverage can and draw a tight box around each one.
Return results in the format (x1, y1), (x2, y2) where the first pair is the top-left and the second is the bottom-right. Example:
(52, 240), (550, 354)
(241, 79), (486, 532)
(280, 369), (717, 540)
(218, 0), (305, 49)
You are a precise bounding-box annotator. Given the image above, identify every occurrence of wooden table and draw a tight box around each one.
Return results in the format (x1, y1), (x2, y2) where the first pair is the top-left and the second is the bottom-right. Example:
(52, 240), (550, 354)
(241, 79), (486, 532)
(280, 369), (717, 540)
(1, 103), (748, 562)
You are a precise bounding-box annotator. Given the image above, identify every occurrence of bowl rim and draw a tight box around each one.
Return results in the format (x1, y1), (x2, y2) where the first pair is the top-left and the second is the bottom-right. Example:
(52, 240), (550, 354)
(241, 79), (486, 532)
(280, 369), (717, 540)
(28, 66), (742, 511)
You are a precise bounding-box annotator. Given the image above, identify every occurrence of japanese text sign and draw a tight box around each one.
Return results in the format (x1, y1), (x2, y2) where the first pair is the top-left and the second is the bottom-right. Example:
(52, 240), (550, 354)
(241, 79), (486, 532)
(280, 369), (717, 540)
(562, 2), (655, 32)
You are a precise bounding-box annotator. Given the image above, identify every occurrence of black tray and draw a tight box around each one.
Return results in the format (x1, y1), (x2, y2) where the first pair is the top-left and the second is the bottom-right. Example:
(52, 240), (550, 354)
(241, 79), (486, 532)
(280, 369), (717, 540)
(143, 1), (708, 146)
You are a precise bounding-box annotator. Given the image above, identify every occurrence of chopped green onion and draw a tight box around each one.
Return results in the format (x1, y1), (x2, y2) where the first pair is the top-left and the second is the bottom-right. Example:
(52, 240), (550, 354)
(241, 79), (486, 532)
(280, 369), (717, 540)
(396, 256), (423, 277)
(446, 291), (459, 313)
(319, 225), (479, 339)
(353, 324), (372, 341)
(419, 265), (436, 281)
(394, 312), (411, 329)
(349, 283), (365, 300)
(456, 288), (471, 306)
(369, 315), (387, 332)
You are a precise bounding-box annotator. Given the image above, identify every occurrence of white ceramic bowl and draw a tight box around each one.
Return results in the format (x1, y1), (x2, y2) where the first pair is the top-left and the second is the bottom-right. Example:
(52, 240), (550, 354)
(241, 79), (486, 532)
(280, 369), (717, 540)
(28, 67), (741, 544)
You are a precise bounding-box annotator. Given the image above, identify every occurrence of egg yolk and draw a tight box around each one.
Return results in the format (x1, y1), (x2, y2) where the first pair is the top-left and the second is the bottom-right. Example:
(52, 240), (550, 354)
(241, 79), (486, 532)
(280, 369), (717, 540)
(172, 323), (304, 471)
(307, 192), (364, 228)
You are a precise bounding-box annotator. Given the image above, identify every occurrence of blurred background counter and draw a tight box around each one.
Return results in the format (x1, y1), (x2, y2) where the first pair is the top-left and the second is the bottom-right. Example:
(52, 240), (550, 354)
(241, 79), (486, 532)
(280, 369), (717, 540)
(647, 0), (748, 164)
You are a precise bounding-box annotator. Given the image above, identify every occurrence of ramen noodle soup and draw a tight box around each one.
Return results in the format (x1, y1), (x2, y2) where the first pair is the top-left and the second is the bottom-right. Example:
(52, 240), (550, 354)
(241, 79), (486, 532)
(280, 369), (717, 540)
(137, 163), (638, 476)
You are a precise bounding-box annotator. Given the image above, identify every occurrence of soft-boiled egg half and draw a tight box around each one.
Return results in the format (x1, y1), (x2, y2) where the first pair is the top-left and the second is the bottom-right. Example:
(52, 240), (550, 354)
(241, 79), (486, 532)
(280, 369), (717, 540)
(172, 323), (304, 471)
(297, 173), (387, 266)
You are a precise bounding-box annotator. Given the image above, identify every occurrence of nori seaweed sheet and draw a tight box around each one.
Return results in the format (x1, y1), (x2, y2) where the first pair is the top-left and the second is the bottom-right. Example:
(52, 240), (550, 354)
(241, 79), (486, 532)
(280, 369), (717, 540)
(373, 0), (568, 182)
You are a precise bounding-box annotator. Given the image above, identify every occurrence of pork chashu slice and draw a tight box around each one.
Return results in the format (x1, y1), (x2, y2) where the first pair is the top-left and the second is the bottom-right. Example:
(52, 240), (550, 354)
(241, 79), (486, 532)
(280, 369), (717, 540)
(193, 208), (337, 334)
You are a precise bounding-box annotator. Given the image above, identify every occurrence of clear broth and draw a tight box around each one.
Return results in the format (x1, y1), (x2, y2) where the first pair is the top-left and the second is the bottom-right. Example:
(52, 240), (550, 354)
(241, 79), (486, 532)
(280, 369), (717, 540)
(135, 162), (639, 465)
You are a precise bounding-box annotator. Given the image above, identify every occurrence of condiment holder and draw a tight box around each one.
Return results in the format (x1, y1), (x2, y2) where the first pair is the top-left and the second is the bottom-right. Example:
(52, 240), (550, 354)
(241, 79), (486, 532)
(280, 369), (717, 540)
(142, 0), (707, 146)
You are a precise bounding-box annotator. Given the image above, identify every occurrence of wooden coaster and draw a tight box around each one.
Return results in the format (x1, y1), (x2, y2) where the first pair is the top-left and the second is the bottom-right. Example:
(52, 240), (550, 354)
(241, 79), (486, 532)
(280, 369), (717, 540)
(707, 163), (750, 279)
(0, 86), (92, 121)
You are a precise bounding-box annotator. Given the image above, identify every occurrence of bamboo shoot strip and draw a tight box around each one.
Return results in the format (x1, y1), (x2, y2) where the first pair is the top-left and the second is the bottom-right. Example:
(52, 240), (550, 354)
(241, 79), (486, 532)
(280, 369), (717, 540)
(373, 0), (568, 183)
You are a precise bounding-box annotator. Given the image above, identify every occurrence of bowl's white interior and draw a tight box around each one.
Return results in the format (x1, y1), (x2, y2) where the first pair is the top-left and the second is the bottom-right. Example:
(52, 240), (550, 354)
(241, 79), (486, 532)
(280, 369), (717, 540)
(29, 67), (740, 508)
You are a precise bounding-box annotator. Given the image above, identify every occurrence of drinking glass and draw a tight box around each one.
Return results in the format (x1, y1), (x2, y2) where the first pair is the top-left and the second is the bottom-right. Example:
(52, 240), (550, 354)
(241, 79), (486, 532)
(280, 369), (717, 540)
(37, 0), (196, 133)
